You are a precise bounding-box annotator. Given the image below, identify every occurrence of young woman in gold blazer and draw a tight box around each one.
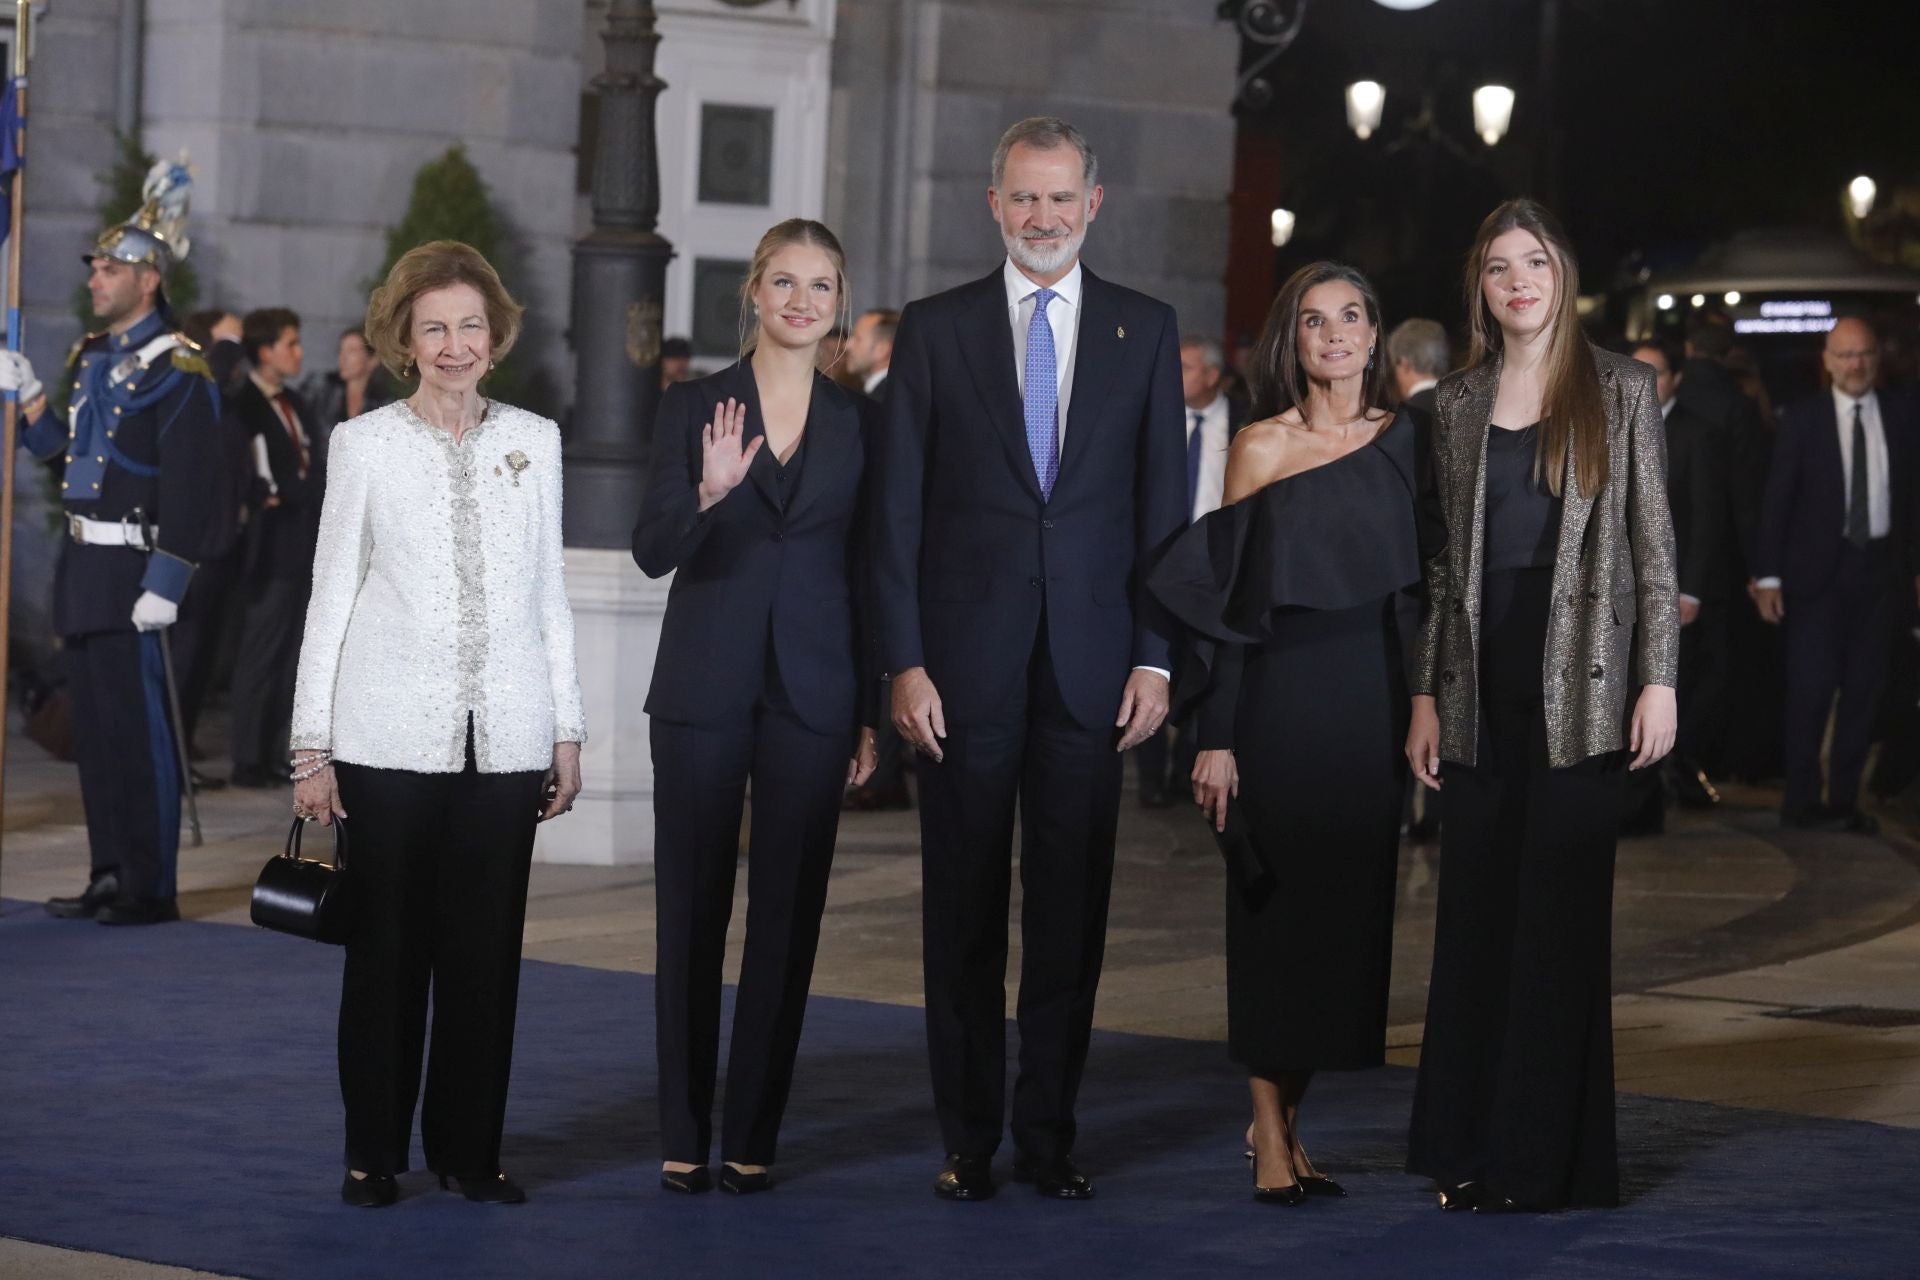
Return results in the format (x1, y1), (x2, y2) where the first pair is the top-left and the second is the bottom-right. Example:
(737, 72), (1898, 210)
(1403, 199), (1679, 1213)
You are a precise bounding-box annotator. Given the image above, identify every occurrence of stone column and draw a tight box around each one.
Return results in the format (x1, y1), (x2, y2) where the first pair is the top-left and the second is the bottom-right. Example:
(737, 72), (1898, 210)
(537, 0), (675, 865)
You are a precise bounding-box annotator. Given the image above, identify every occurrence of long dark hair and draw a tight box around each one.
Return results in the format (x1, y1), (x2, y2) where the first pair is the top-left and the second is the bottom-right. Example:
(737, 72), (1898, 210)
(1246, 261), (1389, 421)
(1462, 198), (1607, 497)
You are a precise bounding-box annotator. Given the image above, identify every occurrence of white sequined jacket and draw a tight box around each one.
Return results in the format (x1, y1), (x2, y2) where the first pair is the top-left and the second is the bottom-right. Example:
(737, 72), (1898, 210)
(290, 400), (586, 773)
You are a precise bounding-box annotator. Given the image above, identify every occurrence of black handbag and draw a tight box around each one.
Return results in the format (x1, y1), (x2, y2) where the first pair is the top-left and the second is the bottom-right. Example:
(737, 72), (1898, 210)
(250, 817), (352, 944)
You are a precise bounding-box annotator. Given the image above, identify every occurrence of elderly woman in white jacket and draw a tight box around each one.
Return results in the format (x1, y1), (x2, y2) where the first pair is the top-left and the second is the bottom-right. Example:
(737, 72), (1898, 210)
(289, 241), (584, 1209)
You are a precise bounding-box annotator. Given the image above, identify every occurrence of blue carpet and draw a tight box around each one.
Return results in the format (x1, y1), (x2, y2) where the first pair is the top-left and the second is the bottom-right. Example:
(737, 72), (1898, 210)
(2, 902), (1918, 1279)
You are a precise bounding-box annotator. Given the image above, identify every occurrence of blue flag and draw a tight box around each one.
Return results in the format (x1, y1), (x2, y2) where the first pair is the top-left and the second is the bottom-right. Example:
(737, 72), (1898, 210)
(0, 75), (20, 247)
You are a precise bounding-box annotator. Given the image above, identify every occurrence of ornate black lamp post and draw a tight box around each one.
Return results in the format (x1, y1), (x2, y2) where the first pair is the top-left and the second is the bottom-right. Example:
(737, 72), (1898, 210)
(565, 0), (675, 548)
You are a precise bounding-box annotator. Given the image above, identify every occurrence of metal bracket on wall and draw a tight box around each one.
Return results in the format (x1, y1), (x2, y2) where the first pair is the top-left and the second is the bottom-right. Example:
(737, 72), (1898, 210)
(1219, 0), (1310, 112)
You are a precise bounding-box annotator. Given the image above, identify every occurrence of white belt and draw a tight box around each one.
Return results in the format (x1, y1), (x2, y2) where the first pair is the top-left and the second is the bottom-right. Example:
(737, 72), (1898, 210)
(67, 513), (156, 550)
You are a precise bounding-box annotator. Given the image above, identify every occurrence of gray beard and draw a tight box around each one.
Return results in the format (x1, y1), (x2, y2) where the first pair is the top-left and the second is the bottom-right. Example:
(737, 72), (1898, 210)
(1005, 227), (1084, 277)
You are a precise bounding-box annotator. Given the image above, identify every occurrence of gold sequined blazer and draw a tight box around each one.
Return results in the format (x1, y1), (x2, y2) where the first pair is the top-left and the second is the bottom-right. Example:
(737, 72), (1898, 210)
(1412, 347), (1680, 769)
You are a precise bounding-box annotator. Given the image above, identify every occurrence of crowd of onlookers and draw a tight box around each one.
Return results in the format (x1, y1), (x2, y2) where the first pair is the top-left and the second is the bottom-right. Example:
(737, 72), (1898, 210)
(165, 307), (396, 790)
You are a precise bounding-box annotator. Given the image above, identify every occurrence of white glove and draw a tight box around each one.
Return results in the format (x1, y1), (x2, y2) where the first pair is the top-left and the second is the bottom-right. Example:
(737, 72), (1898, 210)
(0, 350), (43, 406)
(131, 591), (178, 632)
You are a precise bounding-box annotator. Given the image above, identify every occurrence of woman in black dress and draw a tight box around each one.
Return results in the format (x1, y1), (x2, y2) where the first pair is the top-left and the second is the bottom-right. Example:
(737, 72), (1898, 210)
(1404, 199), (1678, 1212)
(1150, 262), (1427, 1205)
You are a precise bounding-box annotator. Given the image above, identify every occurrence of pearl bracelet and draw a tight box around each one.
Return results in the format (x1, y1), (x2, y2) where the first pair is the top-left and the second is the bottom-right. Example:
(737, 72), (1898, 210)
(289, 752), (333, 782)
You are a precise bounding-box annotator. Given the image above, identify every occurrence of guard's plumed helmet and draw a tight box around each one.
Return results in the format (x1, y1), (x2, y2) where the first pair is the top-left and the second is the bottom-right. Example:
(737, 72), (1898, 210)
(86, 152), (194, 274)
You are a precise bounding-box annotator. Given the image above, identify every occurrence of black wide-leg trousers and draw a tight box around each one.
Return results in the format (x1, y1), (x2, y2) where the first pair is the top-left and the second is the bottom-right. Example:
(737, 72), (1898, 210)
(916, 632), (1123, 1163)
(332, 747), (544, 1178)
(1409, 568), (1623, 1209)
(650, 686), (852, 1166)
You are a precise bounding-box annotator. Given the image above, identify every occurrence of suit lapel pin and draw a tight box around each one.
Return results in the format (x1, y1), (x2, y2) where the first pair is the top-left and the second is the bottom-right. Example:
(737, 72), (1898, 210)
(1117, 325), (1126, 339)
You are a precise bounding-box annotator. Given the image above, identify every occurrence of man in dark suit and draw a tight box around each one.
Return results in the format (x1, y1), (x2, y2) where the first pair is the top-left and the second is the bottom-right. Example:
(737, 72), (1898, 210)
(228, 307), (325, 787)
(1135, 333), (1243, 807)
(1626, 339), (1732, 828)
(1388, 316), (1450, 419)
(875, 117), (1186, 1202)
(1755, 316), (1920, 830)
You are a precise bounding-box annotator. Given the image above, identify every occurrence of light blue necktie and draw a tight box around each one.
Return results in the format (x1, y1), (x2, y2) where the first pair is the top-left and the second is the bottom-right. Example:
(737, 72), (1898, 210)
(1023, 288), (1060, 499)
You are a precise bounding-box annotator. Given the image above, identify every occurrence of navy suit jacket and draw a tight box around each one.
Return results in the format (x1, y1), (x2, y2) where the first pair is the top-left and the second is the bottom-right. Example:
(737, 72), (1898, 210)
(1756, 388), (1919, 595)
(872, 264), (1187, 730)
(633, 361), (880, 736)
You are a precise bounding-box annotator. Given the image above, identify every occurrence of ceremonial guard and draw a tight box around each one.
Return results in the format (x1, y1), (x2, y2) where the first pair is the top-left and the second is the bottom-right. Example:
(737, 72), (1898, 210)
(0, 159), (222, 924)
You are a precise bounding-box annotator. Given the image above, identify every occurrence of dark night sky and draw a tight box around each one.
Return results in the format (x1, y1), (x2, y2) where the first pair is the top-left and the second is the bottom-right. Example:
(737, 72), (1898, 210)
(1235, 0), (1916, 332)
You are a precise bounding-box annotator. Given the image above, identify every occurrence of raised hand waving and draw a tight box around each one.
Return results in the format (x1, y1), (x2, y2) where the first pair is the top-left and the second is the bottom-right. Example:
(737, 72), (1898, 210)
(697, 397), (762, 511)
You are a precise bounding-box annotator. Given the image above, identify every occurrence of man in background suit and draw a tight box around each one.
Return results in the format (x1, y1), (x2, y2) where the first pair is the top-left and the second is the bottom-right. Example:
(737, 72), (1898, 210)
(876, 117), (1186, 1202)
(844, 305), (910, 812)
(1388, 317), (1450, 419)
(227, 307), (325, 788)
(1135, 333), (1242, 807)
(1755, 316), (1920, 831)
(1626, 339), (1730, 829)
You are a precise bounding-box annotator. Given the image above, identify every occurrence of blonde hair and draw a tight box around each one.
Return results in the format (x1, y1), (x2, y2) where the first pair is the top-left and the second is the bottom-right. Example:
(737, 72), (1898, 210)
(1462, 199), (1607, 498)
(737, 219), (852, 371)
(364, 240), (524, 380)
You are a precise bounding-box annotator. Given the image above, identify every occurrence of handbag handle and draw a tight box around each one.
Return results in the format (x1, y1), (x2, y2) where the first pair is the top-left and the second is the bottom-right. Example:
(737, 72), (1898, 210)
(283, 815), (348, 870)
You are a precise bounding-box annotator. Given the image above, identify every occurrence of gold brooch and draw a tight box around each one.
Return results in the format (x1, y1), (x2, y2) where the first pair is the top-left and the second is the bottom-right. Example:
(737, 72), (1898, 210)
(505, 450), (530, 486)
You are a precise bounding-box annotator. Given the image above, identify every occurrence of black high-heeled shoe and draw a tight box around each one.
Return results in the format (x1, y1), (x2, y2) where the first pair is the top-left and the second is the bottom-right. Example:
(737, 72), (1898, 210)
(1246, 1140), (1343, 1198)
(340, 1172), (398, 1208)
(661, 1165), (713, 1194)
(437, 1171), (527, 1204)
(1436, 1181), (1480, 1211)
(1250, 1153), (1304, 1205)
(719, 1163), (772, 1195)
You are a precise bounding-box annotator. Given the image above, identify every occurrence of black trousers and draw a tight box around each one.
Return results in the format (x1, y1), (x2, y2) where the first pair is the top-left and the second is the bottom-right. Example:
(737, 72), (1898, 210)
(916, 630), (1123, 1162)
(1409, 568), (1623, 1209)
(332, 745), (544, 1178)
(171, 546), (240, 752)
(230, 574), (307, 771)
(64, 630), (180, 899)
(1677, 602), (1730, 771)
(1783, 540), (1893, 813)
(650, 679), (852, 1166)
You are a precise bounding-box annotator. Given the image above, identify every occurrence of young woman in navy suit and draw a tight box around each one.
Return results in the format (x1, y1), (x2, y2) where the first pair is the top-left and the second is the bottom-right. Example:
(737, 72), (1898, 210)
(633, 219), (880, 1195)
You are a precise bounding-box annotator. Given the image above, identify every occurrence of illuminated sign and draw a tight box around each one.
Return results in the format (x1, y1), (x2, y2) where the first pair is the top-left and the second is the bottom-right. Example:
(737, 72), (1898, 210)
(1737, 299), (1837, 334)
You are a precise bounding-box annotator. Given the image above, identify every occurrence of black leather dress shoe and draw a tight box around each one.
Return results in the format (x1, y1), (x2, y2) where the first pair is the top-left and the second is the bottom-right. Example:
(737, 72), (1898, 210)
(340, 1172), (399, 1208)
(933, 1154), (995, 1201)
(437, 1171), (527, 1204)
(1013, 1153), (1094, 1200)
(95, 896), (180, 926)
(719, 1164), (772, 1195)
(660, 1165), (712, 1194)
(1436, 1181), (1480, 1211)
(45, 873), (120, 919)
(1782, 805), (1846, 831)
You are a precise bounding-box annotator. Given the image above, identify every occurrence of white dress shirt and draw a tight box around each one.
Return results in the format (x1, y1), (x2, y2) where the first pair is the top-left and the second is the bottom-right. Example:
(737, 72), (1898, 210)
(1188, 394), (1231, 521)
(1755, 387), (1890, 591)
(1835, 387), (1891, 540)
(1004, 257), (1082, 448)
(290, 400), (586, 772)
(863, 368), (888, 395)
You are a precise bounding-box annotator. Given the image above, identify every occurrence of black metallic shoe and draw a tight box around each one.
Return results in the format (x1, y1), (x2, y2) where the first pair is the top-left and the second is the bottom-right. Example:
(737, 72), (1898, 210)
(660, 1165), (712, 1194)
(45, 873), (119, 919)
(437, 1171), (527, 1204)
(1436, 1181), (1480, 1211)
(1252, 1157), (1304, 1206)
(1299, 1173), (1346, 1198)
(719, 1164), (772, 1195)
(1474, 1192), (1550, 1214)
(94, 895), (180, 926)
(933, 1154), (995, 1201)
(340, 1172), (399, 1208)
(1012, 1153), (1094, 1200)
